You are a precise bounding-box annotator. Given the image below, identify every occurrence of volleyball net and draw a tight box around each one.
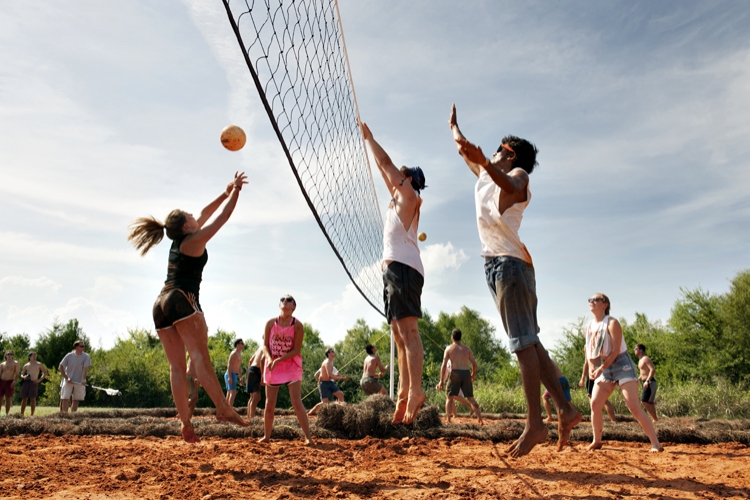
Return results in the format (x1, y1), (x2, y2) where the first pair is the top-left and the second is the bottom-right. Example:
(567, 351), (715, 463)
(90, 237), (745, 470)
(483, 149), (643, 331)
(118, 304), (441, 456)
(221, 0), (384, 316)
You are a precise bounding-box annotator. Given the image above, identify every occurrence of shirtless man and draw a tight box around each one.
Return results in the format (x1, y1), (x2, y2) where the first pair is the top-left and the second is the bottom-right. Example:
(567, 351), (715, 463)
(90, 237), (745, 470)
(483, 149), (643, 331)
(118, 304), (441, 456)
(225, 339), (244, 407)
(635, 344), (658, 421)
(361, 344), (389, 396)
(359, 119), (427, 425)
(308, 348), (349, 416)
(436, 329), (482, 425)
(186, 355), (201, 418)
(450, 105), (581, 457)
(244, 347), (265, 419)
(20, 352), (48, 416)
(1, 351), (20, 415)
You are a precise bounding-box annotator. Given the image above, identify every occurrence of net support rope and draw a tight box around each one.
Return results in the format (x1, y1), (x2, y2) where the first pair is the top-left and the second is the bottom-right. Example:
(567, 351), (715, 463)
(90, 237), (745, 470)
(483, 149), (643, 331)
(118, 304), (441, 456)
(221, 0), (385, 316)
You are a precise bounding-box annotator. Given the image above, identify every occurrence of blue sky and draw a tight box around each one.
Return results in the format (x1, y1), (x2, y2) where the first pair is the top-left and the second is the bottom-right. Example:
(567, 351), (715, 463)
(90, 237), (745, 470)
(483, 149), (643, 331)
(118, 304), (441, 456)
(1, 1), (748, 353)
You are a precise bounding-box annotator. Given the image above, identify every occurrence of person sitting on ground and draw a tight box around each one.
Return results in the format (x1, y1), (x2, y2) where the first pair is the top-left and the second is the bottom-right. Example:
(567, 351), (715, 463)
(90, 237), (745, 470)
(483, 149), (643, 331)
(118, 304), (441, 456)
(128, 172), (251, 443)
(225, 338), (244, 407)
(0, 351), (20, 416)
(436, 329), (483, 425)
(59, 340), (91, 414)
(579, 360), (617, 423)
(584, 293), (663, 452)
(20, 352), (48, 416)
(360, 344), (389, 396)
(186, 355), (201, 418)
(359, 119), (427, 425)
(635, 343), (658, 422)
(259, 295), (313, 445)
(244, 347), (265, 419)
(308, 348), (349, 416)
(542, 357), (571, 423)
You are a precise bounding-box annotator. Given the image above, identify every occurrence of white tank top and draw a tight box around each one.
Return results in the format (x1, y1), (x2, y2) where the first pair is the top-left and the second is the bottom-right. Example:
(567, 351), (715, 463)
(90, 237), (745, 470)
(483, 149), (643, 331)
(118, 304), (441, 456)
(585, 316), (627, 359)
(475, 169), (533, 263)
(382, 198), (424, 276)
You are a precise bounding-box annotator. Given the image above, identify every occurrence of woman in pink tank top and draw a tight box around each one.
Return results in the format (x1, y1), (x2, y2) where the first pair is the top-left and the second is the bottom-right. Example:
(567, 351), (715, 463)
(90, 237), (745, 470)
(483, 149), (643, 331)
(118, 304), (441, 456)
(259, 295), (313, 445)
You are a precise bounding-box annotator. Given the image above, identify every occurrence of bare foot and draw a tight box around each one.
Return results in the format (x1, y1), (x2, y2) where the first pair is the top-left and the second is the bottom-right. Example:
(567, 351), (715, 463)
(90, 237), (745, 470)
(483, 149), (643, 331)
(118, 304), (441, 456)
(650, 444), (664, 453)
(556, 408), (583, 451)
(304, 438), (313, 446)
(508, 424), (548, 458)
(446, 414), (453, 424)
(587, 441), (603, 451)
(543, 417), (553, 423)
(402, 393), (427, 425)
(257, 436), (271, 443)
(216, 408), (251, 427)
(181, 423), (200, 444)
(392, 398), (407, 424)
(477, 414), (484, 426)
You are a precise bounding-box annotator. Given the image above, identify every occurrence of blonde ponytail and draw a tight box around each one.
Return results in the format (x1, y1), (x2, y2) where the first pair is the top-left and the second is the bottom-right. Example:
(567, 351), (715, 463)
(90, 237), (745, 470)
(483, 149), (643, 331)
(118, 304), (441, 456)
(128, 209), (186, 256)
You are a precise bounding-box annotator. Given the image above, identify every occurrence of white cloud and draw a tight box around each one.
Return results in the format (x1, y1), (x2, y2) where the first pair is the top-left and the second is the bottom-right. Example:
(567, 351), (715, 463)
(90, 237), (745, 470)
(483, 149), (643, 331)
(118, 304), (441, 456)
(0, 276), (61, 293)
(421, 242), (469, 278)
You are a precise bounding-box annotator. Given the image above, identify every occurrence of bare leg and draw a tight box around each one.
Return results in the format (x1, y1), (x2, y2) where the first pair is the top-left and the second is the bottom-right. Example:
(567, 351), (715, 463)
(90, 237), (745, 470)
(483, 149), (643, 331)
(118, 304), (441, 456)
(453, 395), (474, 415)
(468, 397), (483, 425)
(589, 380), (616, 451)
(543, 396), (554, 423)
(621, 381), (662, 451)
(334, 391), (344, 403)
(260, 385), (279, 442)
(4, 396), (10, 415)
(604, 400), (617, 422)
(30, 398), (36, 416)
(445, 396), (454, 423)
(71, 400), (80, 412)
(399, 316), (425, 425)
(173, 314), (248, 427)
(21, 398), (27, 416)
(157, 326), (199, 443)
(507, 345), (549, 458)
(289, 381), (313, 445)
(307, 399), (327, 416)
(187, 381), (199, 419)
(534, 345), (582, 451)
(391, 322), (408, 424)
(643, 401), (658, 421)
(248, 392), (261, 419)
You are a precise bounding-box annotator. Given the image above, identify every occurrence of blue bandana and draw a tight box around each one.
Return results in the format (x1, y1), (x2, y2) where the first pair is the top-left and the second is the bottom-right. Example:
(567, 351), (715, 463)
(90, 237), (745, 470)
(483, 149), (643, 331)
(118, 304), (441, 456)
(408, 166), (426, 193)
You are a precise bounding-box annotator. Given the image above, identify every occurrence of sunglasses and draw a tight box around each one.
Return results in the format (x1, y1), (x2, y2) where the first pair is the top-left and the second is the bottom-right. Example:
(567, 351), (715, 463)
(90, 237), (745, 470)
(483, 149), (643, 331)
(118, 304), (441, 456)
(280, 297), (295, 303)
(588, 297), (604, 304)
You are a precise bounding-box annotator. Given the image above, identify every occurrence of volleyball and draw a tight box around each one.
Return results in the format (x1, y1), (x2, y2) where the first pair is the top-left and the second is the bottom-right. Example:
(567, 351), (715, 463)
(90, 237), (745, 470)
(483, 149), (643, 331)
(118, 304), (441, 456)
(418, 232), (426, 242)
(220, 125), (246, 151)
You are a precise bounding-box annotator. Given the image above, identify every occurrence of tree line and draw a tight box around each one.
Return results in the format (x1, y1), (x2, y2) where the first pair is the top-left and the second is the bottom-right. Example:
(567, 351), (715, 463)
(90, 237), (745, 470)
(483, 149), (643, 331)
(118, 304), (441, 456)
(1, 269), (748, 411)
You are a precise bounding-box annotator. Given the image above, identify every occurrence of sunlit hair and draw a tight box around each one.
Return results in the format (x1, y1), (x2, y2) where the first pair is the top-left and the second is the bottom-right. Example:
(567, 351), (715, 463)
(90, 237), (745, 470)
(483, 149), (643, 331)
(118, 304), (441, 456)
(325, 347), (335, 357)
(365, 344), (375, 355)
(594, 292), (611, 315)
(74, 339), (85, 348)
(500, 135), (539, 174)
(127, 209), (187, 256)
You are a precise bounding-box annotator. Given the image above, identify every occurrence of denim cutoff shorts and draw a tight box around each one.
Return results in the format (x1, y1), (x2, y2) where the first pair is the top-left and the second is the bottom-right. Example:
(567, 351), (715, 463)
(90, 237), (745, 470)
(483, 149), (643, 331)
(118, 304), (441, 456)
(484, 255), (540, 353)
(596, 351), (638, 386)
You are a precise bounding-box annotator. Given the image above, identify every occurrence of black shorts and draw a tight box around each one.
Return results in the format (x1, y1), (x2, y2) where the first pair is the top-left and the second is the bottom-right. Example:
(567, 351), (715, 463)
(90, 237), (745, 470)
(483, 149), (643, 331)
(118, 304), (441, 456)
(586, 378), (595, 398)
(383, 261), (423, 322)
(246, 366), (261, 394)
(153, 289), (202, 330)
(448, 369), (474, 398)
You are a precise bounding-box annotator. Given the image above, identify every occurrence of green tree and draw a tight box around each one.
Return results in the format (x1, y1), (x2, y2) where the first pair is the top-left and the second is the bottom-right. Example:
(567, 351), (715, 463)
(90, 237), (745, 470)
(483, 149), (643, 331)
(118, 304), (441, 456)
(34, 319), (92, 370)
(550, 317), (587, 384)
(720, 269), (750, 383)
(333, 319), (391, 404)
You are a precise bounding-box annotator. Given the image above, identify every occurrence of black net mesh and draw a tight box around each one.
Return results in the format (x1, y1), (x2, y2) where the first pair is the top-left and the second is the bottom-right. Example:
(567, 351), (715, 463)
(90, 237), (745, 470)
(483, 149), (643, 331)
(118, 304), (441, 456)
(222, 0), (384, 316)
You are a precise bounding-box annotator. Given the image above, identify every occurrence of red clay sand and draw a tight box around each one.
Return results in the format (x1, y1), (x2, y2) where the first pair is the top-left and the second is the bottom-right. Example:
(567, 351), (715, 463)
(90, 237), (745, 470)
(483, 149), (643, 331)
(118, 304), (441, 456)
(2, 430), (748, 500)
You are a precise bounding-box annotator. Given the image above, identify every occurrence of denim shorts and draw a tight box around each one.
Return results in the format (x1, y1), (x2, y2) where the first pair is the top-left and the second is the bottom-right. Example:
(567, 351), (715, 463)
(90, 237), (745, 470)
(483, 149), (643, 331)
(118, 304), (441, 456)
(484, 255), (540, 353)
(596, 351), (638, 386)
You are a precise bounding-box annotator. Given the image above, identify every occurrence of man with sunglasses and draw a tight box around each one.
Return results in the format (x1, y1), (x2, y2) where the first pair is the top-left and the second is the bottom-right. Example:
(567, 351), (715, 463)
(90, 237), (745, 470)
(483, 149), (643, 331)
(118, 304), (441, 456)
(359, 118), (428, 425)
(450, 104), (581, 458)
(1, 351), (20, 415)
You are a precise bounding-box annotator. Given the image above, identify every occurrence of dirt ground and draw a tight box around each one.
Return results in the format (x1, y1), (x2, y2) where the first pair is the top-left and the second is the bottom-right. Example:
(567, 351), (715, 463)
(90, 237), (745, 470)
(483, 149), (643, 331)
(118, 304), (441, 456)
(2, 417), (749, 500)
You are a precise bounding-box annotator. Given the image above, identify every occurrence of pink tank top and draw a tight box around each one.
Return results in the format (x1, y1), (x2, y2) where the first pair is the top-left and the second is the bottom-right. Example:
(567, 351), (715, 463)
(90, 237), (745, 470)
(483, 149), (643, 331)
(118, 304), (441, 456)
(264, 316), (303, 385)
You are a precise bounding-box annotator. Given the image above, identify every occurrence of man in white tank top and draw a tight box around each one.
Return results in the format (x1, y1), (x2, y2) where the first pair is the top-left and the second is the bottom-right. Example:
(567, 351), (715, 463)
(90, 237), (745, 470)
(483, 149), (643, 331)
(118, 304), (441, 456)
(450, 105), (581, 458)
(359, 119), (427, 426)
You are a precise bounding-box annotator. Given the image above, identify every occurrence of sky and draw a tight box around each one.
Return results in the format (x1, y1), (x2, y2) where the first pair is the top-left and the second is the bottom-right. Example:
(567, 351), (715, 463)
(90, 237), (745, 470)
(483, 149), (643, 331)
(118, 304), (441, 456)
(1, 1), (748, 354)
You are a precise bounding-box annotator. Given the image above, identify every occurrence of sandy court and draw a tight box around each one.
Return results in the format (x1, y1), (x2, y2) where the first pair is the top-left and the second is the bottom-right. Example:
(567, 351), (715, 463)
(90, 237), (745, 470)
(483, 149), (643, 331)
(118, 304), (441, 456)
(1, 421), (749, 500)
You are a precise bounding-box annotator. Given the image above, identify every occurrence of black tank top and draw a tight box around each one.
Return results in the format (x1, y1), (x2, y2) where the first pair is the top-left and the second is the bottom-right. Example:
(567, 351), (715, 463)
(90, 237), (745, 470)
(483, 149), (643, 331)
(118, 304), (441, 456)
(161, 237), (208, 298)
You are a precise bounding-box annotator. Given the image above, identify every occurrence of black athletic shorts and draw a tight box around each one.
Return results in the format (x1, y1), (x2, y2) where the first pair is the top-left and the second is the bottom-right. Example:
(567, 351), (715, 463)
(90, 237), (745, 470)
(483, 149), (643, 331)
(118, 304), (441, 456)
(383, 261), (423, 322)
(246, 366), (261, 394)
(447, 369), (474, 398)
(152, 289), (202, 330)
(586, 377), (595, 398)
